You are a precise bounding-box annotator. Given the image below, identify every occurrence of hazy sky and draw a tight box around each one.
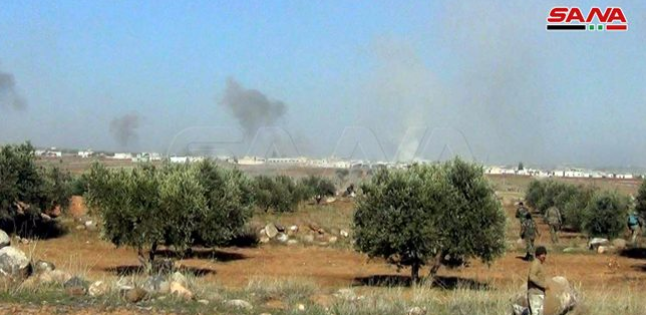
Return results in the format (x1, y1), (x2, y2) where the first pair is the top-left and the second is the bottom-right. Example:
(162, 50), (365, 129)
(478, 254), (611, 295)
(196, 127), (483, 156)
(0, 1), (645, 167)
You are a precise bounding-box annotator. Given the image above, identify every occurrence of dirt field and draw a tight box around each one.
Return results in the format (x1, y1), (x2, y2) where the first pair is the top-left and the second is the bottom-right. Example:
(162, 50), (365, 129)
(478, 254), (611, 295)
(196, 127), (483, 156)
(5, 171), (646, 314)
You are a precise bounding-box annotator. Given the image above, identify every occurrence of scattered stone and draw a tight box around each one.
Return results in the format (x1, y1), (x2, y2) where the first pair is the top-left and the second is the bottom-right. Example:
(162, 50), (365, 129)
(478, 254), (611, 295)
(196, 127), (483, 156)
(302, 234), (315, 243)
(511, 276), (577, 315)
(225, 299), (253, 311)
(75, 225), (85, 231)
(33, 260), (55, 274)
(0, 230), (10, 249)
(328, 236), (338, 244)
(84, 220), (98, 231)
(116, 277), (136, 290)
(259, 313), (272, 315)
(308, 223), (321, 232)
(325, 197), (336, 204)
(611, 238), (627, 250)
(407, 306), (427, 315)
(340, 230), (349, 238)
(259, 228), (266, 236)
(297, 303), (306, 311)
(123, 287), (148, 303)
(38, 269), (72, 284)
(40, 213), (52, 222)
(171, 271), (189, 288)
(197, 299), (209, 305)
(289, 225), (299, 233)
(287, 239), (299, 246)
(143, 275), (171, 294)
(259, 236), (271, 244)
(588, 238), (609, 250)
(170, 281), (193, 301)
(64, 276), (89, 296)
(0, 246), (31, 279)
(276, 233), (289, 243)
(275, 224), (286, 233)
(265, 223), (279, 239)
(89, 281), (110, 297)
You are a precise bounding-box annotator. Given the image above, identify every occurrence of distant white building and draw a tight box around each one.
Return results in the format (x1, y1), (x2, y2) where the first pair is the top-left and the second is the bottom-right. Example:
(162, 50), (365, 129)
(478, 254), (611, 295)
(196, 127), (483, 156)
(78, 150), (93, 158)
(170, 156), (189, 164)
(112, 153), (133, 160)
(237, 156), (265, 166)
(266, 157), (307, 164)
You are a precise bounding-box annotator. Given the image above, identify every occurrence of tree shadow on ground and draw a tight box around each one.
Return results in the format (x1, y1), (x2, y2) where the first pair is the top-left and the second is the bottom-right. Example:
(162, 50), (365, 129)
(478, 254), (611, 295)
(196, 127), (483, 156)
(104, 265), (215, 277)
(0, 217), (68, 240)
(352, 275), (489, 290)
(620, 247), (646, 259)
(155, 248), (247, 262)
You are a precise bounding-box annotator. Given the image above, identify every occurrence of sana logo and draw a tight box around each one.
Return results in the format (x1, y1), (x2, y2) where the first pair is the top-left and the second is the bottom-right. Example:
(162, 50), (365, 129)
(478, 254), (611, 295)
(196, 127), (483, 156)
(547, 7), (627, 31)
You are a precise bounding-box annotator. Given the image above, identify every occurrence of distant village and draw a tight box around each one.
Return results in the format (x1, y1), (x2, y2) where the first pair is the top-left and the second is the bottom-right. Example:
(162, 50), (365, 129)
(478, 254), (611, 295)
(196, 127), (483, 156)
(34, 147), (643, 180)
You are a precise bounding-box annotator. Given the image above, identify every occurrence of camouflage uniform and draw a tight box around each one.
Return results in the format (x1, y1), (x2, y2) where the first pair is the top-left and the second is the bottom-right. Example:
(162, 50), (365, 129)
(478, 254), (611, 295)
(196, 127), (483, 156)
(521, 215), (538, 261)
(545, 206), (562, 244)
(516, 204), (530, 224)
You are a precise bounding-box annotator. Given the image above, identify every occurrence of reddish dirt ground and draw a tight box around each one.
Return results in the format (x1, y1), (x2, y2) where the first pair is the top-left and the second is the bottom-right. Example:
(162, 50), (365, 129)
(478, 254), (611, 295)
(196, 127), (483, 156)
(18, 225), (646, 292)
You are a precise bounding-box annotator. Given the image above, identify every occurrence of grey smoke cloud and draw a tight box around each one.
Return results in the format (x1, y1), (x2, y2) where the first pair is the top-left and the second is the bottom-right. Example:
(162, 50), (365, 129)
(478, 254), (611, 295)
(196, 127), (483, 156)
(0, 69), (27, 111)
(110, 113), (140, 147)
(220, 77), (287, 138)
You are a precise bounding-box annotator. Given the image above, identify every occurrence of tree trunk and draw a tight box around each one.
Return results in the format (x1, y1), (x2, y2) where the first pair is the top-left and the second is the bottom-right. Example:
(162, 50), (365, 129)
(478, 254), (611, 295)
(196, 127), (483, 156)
(149, 242), (158, 263)
(411, 262), (420, 284)
(425, 252), (444, 286)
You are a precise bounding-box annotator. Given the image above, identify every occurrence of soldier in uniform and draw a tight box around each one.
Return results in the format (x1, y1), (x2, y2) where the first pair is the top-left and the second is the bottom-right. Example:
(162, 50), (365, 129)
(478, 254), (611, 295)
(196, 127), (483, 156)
(521, 212), (540, 261)
(545, 206), (563, 244)
(516, 201), (530, 224)
(528, 246), (549, 315)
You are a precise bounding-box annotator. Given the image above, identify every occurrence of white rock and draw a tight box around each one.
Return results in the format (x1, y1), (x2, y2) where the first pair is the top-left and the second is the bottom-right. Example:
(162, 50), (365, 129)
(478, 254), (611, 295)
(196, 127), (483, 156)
(340, 230), (349, 238)
(407, 306), (427, 315)
(0, 246), (30, 276)
(276, 233), (289, 243)
(225, 299), (253, 310)
(170, 281), (193, 300)
(297, 303), (306, 311)
(259, 236), (271, 243)
(287, 239), (299, 246)
(171, 271), (189, 288)
(0, 230), (10, 249)
(328, 236), (338, 244)
(265, 223), (279, 238)
(89, 281), (110, 297)
(197, 299), (209, 305)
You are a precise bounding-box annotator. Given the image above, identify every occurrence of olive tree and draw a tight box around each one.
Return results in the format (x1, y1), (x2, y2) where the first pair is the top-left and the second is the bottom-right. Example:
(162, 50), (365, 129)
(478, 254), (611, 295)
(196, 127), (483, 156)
(635, 179), (646, 219)
(299, 175), (336, 203)
(0, 142), (72, 235)
(85, 161), (253, 269)
(353, 159), (506, 283)
(583, 191), (629, 239)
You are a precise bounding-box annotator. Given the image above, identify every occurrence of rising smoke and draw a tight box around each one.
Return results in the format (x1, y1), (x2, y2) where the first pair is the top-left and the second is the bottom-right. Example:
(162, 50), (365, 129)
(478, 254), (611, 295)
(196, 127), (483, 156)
(110, 113), (140, 147)
(220, 77), (287, 138)
(0, 69), (27, 111)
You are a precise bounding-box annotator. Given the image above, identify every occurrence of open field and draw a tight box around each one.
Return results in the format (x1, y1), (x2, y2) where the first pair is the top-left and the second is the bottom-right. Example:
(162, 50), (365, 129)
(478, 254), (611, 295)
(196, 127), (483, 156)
(3, 163), (646, 314)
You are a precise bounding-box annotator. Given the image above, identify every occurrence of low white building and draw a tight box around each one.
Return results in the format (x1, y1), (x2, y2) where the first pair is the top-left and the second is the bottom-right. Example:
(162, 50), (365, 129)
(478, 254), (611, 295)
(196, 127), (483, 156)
(78, 150), (93, 158)
(237, 156), (265, 166)
(112, 153), (133, 160)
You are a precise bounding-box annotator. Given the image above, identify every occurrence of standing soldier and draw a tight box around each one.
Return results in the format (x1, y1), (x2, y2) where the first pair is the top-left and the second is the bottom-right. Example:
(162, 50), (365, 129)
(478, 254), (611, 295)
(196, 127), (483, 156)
(627, 212), (642, 244)
(545, 206), (563, 244)
(528, 246), (549, 315)
(521, 212), (540, 261)
(516, 201), (530, 224)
